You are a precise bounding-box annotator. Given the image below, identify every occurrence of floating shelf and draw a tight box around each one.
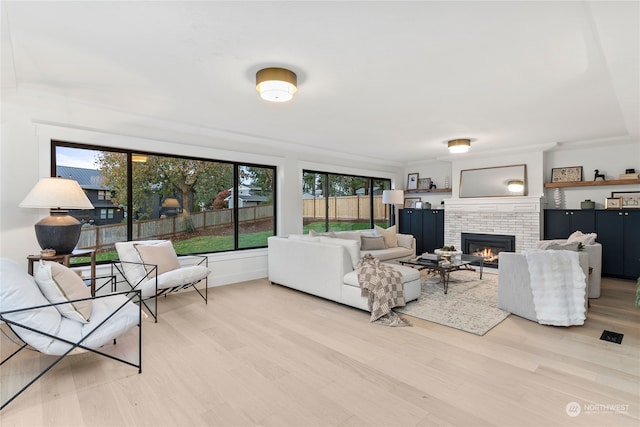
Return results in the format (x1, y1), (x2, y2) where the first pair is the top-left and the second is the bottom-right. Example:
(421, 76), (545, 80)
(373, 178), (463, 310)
(405, 188), (452, 194)
(544, 179), (640, 188)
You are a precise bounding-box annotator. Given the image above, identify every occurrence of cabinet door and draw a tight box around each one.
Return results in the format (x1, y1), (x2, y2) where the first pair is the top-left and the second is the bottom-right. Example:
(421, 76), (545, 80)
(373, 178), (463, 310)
(399, 209), (423, 253)
(571, 211), (596, 234)
(544, 210), (572, 239)
(596, 210), (624, 276)
(623, 211), (640, 278)
(421, 210), (445, 253)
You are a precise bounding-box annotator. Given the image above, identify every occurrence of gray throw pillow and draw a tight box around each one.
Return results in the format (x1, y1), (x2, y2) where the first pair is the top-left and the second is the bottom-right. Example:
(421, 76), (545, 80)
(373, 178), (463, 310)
(361, 235), (386, 250)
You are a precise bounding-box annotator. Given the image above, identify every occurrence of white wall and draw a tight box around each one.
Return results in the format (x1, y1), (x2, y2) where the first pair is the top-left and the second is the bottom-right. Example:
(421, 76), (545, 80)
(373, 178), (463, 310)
(0, 90), (401, 284)
(403, 141), (639, 210)
(3, 89), (638, 282)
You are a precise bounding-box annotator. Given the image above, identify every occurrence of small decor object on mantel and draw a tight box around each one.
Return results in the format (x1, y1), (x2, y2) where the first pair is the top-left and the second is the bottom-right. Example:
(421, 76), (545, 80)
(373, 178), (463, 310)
(593, 169), (606, 181)
(418, 177), (431, 190)
(407, 173), (419, 190)
(611, 191), (640, 208)
(552, 166), (582, 183)
(605, 197), (622, 209)
(580, 199), (595, 210)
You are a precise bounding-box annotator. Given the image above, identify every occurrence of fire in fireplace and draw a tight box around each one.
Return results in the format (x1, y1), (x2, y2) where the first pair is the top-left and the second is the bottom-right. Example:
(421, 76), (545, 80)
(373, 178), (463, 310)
(461, 233), (515, 267)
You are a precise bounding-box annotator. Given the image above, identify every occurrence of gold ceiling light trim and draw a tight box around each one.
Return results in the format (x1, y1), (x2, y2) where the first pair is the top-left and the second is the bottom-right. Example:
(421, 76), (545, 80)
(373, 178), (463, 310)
(256, 67), (297, 102)
(448, 139), (471, 154)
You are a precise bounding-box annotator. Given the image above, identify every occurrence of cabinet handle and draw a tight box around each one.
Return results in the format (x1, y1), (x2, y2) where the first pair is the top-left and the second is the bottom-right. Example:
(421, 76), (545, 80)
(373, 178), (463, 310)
(624, 212), (628, 216)
(619, 212), (623, 216)
(566, 212), (569, 215)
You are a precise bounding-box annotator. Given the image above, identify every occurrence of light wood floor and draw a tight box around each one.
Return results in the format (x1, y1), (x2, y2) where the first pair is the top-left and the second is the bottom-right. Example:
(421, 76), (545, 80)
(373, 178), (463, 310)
(1, 276), (638, 426)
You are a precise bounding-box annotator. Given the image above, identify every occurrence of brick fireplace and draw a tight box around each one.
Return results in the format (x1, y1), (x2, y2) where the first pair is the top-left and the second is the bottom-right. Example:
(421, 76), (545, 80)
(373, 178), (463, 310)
(444, 196), (543, 255)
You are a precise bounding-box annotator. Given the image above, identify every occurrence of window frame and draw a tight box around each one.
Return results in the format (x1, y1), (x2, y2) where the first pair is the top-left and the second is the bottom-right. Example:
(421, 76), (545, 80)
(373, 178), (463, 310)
(52, 140), (277, 261)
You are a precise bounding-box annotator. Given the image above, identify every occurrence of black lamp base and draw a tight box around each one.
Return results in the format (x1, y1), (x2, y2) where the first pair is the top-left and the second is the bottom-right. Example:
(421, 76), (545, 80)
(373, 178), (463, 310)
(34, 212), (82, 255)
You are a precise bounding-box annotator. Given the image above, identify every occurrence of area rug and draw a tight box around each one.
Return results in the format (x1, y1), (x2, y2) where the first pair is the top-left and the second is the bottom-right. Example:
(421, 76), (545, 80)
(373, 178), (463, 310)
(395, 270), (509, 336)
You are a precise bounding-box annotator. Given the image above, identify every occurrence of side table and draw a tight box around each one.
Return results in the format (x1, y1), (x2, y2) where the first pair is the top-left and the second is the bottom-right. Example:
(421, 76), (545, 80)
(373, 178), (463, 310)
(27, 249), (97, 295)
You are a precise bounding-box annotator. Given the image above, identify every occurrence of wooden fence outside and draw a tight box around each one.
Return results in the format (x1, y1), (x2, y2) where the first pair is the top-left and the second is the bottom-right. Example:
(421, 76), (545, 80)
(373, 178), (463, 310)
(303, 195), (389, 221)
(77, 204), (273, 251)
(78, 196), (389, 251)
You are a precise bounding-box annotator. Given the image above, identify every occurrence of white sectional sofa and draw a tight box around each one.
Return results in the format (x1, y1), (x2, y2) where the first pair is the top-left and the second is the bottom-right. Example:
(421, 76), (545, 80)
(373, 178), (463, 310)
(267, 229), (421, 311)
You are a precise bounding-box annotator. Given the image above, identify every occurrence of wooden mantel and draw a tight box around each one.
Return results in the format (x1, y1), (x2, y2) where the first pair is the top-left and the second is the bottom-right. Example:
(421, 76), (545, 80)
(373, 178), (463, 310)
(544, 178), (640, 188)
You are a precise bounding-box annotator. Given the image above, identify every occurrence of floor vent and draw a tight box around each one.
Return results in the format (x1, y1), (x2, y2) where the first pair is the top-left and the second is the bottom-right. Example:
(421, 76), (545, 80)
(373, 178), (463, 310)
(600, 330), (624, 344)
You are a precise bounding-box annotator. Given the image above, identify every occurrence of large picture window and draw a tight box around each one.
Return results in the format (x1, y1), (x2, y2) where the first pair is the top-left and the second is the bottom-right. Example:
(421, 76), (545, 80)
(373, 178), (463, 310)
(53, 141), (276, 262)
(302, 170), (391, 232)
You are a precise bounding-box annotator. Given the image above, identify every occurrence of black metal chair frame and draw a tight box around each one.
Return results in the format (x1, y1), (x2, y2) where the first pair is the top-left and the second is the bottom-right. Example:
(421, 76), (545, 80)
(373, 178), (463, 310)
(110, 255), (208, 322)
(0, 287), (142, 411)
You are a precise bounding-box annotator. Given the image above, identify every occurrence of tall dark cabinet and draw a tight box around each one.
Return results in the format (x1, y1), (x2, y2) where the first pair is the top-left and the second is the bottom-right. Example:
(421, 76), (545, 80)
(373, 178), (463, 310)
(543, 209), (640, 279)
(595, 210), (640, 279)
(398, 208), (444, 254)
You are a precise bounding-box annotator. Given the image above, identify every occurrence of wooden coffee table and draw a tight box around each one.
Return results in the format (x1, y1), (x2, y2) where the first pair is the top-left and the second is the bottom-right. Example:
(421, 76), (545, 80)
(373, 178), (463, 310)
(400, 254), (484, 294)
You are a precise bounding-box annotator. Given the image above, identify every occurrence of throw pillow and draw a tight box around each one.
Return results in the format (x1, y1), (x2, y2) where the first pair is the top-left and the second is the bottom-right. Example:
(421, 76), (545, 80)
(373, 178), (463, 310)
(134, 241), (181, 275)
(361, 235), (386, 251)
(567, 230), (597, 245)
(34, 261), (92, 323)
(374, 225), (398, 248)
(396, 233), (413, 249)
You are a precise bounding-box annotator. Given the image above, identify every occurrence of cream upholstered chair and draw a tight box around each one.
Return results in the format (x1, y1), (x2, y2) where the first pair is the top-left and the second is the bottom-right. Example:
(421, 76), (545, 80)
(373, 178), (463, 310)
(112, 240), (210, 322)
(536, 231), (602, 298)
(497, 251), (589, 325)
(0, 258), (142, 410)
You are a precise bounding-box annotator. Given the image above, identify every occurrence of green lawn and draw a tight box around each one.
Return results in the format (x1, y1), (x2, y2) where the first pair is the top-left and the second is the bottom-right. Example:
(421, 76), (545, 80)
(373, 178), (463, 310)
(74, 222), (387, 265)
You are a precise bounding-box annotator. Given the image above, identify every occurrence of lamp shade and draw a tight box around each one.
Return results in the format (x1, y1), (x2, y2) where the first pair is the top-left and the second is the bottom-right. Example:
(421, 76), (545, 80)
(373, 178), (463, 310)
(448, 139), (471, 154)
(19, 177), (94, 210)
(256, 67), (297, 102)
(19, 177), (93, 254)
(382, 189), (404, 205)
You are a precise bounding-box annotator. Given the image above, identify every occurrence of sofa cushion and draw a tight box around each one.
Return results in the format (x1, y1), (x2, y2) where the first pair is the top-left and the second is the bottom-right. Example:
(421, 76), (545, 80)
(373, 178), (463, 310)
(567, 230), (597, 245)
(374, 225), (398, 248)
(319, 236), (361, 269)
(343, 262), (420, 288)
(538, 241), (581, 251)
(361, 235), (386, 251)
(34, 261), (92, 323)
(332, 231), (362, 242)
(309, 229), (336, 238)
(366, 247), (414, 262)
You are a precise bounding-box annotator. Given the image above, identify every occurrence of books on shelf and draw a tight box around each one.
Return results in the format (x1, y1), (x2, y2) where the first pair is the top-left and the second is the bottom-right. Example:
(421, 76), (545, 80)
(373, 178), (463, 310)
(619, 173), (639, 180)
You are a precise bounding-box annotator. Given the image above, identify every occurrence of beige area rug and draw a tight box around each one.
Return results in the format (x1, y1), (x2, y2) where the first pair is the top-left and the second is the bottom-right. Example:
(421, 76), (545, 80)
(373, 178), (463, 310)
(395, 269), (509, 336)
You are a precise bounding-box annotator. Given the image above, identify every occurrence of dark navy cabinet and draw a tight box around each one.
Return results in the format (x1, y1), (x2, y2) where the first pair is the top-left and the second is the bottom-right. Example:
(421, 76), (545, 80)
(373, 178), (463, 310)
(399, 208), (445, 254)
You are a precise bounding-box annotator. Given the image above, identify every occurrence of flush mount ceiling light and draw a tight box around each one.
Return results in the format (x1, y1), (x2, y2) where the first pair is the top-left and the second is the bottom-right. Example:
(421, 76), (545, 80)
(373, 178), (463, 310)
(256, 67), (297, 102)
(507, 179), (525, 192)
(448, 139), (471, 154)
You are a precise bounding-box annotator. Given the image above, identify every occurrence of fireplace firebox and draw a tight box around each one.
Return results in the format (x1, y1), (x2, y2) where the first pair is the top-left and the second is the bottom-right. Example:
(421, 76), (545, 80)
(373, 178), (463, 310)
(461, 233), (515, 268)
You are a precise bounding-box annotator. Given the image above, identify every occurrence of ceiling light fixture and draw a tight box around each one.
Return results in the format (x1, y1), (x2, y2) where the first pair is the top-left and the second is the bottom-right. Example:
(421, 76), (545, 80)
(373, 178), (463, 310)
(256, 67), (297, 102)
(448, 139), (471, 154)
(507, 179), (525, 193)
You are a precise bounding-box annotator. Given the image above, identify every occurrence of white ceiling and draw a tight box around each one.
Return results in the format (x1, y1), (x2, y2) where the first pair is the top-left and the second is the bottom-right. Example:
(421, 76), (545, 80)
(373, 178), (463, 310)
(2, 1), (639, 164)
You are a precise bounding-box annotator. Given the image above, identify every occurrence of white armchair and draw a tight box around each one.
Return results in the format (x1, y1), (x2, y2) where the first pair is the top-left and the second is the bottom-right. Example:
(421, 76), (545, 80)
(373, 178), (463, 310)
(0, 258), (142, 410)
(498, 251), (589, 325)
(536, 231), (602, 298)
(112, 240), (210, 321)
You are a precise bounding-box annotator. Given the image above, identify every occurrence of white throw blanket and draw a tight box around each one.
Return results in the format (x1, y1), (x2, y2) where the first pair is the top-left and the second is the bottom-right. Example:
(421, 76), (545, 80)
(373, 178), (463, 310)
(523, 249), (586, 326)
